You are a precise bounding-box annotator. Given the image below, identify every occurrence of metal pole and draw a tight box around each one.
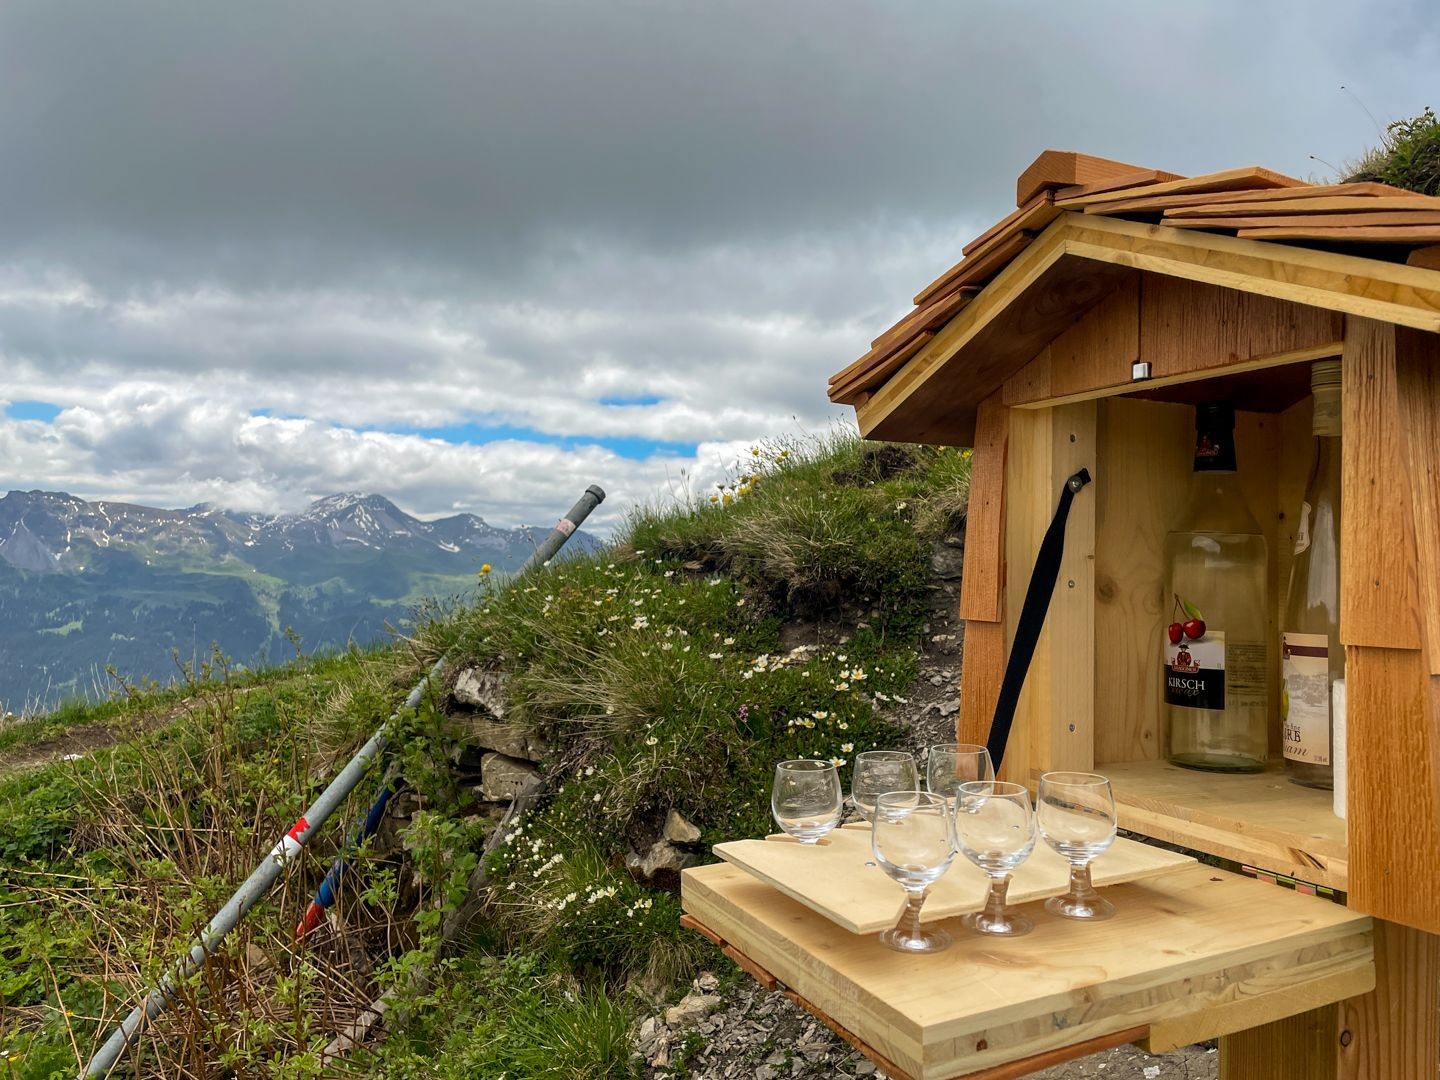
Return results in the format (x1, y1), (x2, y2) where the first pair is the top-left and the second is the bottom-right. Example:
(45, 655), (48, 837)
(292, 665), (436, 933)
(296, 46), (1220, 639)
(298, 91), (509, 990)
(517, 485), (605, 576)
(82, 483), (605, 1077)
(82, 658), (445, 1078)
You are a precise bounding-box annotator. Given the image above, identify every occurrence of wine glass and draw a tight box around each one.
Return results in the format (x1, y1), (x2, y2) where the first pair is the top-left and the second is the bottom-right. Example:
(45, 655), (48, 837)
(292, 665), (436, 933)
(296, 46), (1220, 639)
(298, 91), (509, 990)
(771, 760), (843, 844)
(870, 791), (955, 953)
(852, 750), (919, 822)
(1037, 771), (1118, 920)
(953, 781), (1037, 937)
(925, 743), (994, 801)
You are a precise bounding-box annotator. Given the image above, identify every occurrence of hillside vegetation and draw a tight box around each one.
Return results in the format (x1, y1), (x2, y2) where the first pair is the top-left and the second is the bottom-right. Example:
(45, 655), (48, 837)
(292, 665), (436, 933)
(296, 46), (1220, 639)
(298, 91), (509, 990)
(1, 432), (970, 1079)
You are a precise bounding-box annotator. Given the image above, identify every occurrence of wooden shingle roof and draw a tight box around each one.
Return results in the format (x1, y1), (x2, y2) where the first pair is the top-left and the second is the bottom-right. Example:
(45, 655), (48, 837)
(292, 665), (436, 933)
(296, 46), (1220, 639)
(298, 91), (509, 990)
(830, 150), (1440, 420)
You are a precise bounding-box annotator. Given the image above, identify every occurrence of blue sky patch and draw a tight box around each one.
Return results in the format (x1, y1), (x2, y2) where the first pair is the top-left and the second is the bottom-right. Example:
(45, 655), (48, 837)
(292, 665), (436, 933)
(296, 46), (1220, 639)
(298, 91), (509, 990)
(399, 420), (696, 460)
(7, 400), (62, 422)
(598, 393), (664, 407)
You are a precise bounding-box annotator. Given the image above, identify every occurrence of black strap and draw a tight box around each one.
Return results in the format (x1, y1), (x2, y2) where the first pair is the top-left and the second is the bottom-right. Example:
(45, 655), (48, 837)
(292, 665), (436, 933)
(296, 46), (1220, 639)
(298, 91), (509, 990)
(986, 467), (1092, 772)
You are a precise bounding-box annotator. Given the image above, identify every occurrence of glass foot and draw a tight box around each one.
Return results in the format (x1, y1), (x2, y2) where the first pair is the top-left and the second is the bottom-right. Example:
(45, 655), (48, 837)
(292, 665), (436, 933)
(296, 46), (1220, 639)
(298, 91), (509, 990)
(878, 925), (952, 953)
(962, 908), (1033, 937)
(1045, 892), (1115, 920)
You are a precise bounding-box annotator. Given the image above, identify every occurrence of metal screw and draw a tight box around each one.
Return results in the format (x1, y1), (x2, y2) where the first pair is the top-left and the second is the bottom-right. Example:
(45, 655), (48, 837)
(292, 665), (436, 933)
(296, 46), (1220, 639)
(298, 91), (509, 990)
(1067, 579), (1075, 588)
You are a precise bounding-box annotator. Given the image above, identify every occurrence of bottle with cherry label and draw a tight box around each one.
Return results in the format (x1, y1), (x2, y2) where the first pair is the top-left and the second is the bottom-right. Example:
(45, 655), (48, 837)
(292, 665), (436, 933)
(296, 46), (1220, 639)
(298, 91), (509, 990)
(1163, 402), (1270, 773)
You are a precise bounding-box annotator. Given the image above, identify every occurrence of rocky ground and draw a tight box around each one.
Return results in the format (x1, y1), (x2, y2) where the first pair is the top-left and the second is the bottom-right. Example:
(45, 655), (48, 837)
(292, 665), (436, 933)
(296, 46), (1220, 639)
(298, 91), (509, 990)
(635, 531), (1221, 1080)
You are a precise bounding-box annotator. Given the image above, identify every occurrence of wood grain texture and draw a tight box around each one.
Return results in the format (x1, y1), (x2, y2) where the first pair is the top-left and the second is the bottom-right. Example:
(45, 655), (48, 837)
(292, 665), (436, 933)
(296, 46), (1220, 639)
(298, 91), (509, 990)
(1102, 759), (1349, 891)
(1169, 195), (1440, 218)
(1015, 149), (1156, 207)
(852, 213), (1440, 446)
(1237, 224), (1440, 244)
(1051, 167), (1185, 202)
(1058, 214), (1440, 333)
(1393, 327), (1440, 674)
(958, 619), (1006, 747)
(1407, 244), (1440, 270)
(1346, 646), (1440, 933)
(1166, 210), (1440, 231)
(1001, 404), (1097, 779)
(1086, 182), (1411, 217)
(1003, 274), (1139, 406)
(681, 860), (1373, 1079)
(1056, 166), (1303, 209)
(1337, 921), (1440, 1080)
(712, 829), (1193, 935)
(958, 396), (1008, 623)
(1219, 1005), (1340, 1079)
(1340, 319), (1422, 650)
(1139, 275), (1344, 381)
(1093, 398), (1193, 762)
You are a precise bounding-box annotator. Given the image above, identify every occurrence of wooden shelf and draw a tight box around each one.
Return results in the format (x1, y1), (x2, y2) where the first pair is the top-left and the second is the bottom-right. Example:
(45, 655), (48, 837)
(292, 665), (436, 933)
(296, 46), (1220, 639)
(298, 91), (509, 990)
(682, 860), (1373, 1079)
(1102, 759), (1348, 891)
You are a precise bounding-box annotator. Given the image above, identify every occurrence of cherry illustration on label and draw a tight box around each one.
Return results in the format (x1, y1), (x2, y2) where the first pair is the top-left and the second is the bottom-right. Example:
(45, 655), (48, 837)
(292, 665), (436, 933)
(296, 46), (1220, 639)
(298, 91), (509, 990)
(1169, 595), (1206, 642)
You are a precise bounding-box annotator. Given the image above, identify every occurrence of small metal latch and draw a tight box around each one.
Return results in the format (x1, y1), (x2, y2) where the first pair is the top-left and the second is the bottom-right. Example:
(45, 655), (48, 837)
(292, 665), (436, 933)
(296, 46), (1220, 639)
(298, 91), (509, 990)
(1131, 360), (1152, 381)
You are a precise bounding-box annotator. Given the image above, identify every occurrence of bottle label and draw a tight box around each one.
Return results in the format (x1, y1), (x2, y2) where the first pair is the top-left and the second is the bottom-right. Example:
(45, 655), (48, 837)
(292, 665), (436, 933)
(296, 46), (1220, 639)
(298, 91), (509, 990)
(1293, 501), (1312, 556)
(1282, 631), (1330, 765)
(1165, 629), (1226, 710)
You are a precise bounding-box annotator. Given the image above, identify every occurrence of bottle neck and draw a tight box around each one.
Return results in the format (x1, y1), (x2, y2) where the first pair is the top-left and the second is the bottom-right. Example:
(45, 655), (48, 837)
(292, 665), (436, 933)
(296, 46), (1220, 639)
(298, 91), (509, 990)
(1192, 423), (1237, 473)
(1312, 386), (1341, 438)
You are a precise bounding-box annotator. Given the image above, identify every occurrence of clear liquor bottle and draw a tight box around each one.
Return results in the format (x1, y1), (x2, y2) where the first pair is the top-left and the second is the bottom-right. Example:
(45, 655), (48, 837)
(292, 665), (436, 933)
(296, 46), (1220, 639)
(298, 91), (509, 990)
(1164, 402), (1270, 772)
(1282, 361), (1342, 789)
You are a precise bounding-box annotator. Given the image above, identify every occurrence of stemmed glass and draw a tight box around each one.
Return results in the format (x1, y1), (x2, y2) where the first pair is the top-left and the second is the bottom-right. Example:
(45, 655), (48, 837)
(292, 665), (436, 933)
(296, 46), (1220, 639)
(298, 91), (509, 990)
(771, 760), (843, 844)
(870, 791), (955, 953)
(925, 743), (994, 801)
(953, 781), (1037, 937)
(1037, 771), (1118, 920)
(851, 750), (919, 822)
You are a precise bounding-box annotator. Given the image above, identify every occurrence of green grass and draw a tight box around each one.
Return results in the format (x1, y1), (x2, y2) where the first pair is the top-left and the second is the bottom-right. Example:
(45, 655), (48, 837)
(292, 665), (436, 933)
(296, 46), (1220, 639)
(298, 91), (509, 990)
(1345, 106), (1440, 196)
(2, 430), (969, 1078)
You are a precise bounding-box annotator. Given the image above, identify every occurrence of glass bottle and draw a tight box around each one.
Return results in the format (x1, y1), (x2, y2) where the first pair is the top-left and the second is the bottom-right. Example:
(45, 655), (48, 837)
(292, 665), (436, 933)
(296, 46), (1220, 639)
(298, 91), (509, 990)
(1164, 402), (1270, 772)
(1282, 360), (1342, 789)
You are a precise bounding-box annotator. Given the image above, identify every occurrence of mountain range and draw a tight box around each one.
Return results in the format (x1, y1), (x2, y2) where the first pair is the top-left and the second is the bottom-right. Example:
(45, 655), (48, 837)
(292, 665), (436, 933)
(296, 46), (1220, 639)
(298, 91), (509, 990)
(0, 490), (600, 711)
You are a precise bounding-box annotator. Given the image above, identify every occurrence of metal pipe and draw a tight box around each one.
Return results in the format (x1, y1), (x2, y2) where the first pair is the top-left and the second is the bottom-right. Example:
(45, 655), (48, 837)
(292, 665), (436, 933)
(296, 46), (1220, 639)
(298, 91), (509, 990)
(517, 485), (605, 576)
(82, 657), (446, 1078)
(82, 483), (605, 1077)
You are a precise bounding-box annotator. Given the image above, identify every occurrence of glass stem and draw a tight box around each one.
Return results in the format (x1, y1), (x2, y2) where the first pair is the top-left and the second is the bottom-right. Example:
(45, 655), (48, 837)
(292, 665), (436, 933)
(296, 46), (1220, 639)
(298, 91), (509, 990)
(895, 887), (929, 938)
(1067, 862), (1097, 900)
(983, 873), (1011, 921)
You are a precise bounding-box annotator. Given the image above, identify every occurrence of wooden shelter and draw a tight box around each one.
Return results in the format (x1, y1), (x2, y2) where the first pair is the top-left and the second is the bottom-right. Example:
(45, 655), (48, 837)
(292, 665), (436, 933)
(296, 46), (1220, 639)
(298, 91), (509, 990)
(681, 150), (1440, 1079)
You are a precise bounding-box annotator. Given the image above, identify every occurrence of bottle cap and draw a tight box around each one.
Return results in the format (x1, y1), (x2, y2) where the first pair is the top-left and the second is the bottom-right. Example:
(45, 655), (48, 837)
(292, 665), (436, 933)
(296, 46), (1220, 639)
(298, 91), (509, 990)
(1195, 401), (1235, 430)
(1311, 359), (1342, 391)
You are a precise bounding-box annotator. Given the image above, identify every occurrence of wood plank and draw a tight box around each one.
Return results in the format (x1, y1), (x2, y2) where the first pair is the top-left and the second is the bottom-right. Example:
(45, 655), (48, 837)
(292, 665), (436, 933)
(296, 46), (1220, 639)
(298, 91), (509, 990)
(712, 828), (1193, 936)
(1004, 273), (1139, 406)
(1051, 167), (1185, 202)
(681, 860), (1373, 1079)
(1057, 166), (1304, 209)
(1015, 149), (1158, 207)
(1057, 214), (1440, 334)
(1101, 759), (1349, 890)
(1094, 399), (1192, 763)
(1408, 244), (1440, 270)
(1037, 402), (1096, 774)
(957, 396), (1008, 623)
(1166, 210), (1440, 231)
(1169, 195), (1440, 218)
(1002, 407), (1048, 782)
(1237, 224), (1440, 244)
(853, 213), (1440, 449)
(858, 239), (1132, 446)
(830, 329), (939, 405)
(1139, 276), (1345, 380)
(1219, 1005), (1340, 1079)
(1345, 646), (1440, 934)
(958, 619), (1006, 747)
(1085, 182), (1413, 217)
(1393, 327), (1440, 674)
(1337, 921), (1440, 1079)
(964, 193), (1055, 258)
(1340, 319), (1422, 649)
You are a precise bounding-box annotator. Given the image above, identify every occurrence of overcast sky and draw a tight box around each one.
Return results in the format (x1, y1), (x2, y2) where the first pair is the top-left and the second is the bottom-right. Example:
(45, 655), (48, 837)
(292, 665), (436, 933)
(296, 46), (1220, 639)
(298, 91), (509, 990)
(0, 1), (1434, 530)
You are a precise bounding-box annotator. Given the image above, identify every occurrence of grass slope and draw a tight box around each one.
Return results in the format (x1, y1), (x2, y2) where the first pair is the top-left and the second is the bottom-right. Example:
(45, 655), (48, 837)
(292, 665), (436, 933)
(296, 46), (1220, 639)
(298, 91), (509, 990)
(0, 433), (970, 1079)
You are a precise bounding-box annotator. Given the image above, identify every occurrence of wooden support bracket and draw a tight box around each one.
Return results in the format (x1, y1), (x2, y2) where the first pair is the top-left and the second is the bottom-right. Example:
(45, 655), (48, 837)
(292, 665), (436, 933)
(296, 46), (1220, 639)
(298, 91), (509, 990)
(679, 913), (1151, 1080)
